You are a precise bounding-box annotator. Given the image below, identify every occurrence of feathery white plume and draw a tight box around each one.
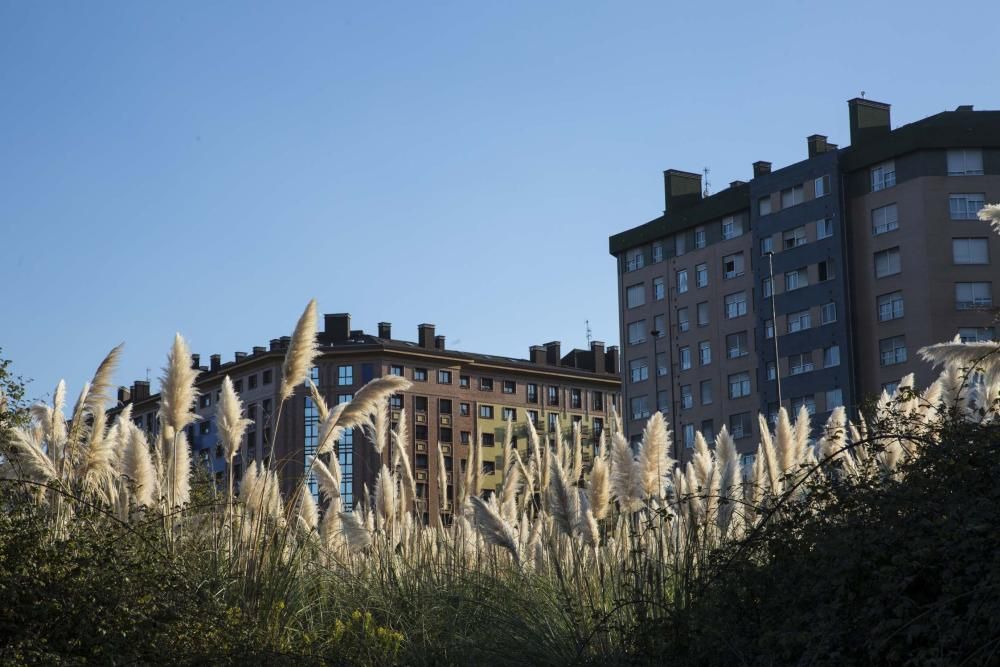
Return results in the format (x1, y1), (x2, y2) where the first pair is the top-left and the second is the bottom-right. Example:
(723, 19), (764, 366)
(217, 376), (253, 461)
(279, 299), (319, 402)
(470, 495), (520, 566)
(159, 335), (199, 433)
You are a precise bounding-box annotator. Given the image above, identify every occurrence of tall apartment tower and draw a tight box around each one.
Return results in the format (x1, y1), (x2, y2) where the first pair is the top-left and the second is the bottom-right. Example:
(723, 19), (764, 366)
(610, 100), (1000, 463)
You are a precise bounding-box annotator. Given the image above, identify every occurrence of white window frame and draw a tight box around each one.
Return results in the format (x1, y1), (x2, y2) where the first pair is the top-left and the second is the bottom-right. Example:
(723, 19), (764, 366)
(871, 203), (899, 235)
(952, 238), (989, 265)
(871, 160), (896, 191)
(877, 291), (904, 321)
(947, 149), (984, 176)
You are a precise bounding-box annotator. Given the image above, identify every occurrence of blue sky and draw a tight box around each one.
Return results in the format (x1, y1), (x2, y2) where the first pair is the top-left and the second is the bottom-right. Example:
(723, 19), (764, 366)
(2, 0), (999, 401)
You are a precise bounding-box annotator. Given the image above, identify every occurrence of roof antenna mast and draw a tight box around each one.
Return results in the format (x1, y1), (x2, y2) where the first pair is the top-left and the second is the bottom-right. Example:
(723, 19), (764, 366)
(585, 320), (593, 345)
(703, 167), (711, 197)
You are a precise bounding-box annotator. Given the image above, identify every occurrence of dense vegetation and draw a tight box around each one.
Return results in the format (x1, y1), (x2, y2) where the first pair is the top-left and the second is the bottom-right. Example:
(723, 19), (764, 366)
(2, 308), (999, 665)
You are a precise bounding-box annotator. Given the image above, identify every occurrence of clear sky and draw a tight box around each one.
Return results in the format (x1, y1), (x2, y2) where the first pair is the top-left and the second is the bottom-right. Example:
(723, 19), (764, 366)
(2, 0), (999, 402)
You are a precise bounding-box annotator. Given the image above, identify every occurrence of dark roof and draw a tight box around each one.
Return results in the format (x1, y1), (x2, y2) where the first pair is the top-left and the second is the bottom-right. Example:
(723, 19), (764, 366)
(608, 182), (749, 256)
(840, 107), (1000, 171)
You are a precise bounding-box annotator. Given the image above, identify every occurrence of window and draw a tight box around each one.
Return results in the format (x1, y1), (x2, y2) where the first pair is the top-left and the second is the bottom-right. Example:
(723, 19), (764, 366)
(767, 361), (777, 380)
(631, 396), (650, 420)
(871, 203), (898, 235)
(761, 236), (774, 255)
(789, 352), (814, 375)
(625, 248), (645, 271)
(695, 263), (709, 287)
(765, 319), (774, 339)
(675, 234), (686, 257)
(629, 358), (649, 383)
(781, 185), (804, 208)
(502, 407), (516, 421)
(953, 238), (989, 264)
(389, 364), (404, 377)
(547, 386), (559, 406)
(338, 365), (353, 385)
(679, 346), (692, 371)
(593, 391), (604, 410)
(694, 226), (706, 248)
(652, 242), (664, 263)
(677, 308), (690, 333)
(459, 375), (470, 388)
(877, 292), (905, 321)
(722, 253), (745, 279)
(724, 292), (747, 319)
(824, 345), (841, 368)
(479, 405), (494, 419)
(950, 193), (986, 220)
(947, 149), (984, 176)
(683, 424), (695, 448)
(826, 389), (844, 410)
(479, 377), (494, 392)
(414, 396), (428, 412)
(730, 412), (752, 439)
(653, 314), (666, 337)
(814, 174), (831, 197)
(389, 393), (403, 410)
(500, 380), (515, 394)
(818, 260), (835, 282)
(233, 379), (243, 394)
(199, 394), (211, 408)
(817, 218), (833, 239)
(439, 398), (452, 414)
(261, 369), (272, 385)
(875, 248), (901, 278)
(482, 432), (495, 447)
(697, 302), (709, 327)
(199, 420), (211, 435)
(247, 374), (257, 390)
(722, 215), (743, 239)
(593, 417), (604, 438)
(626, 284), (645, 308)
(787, 309), (811, 333)
(701, 419), (715, 443)
(726, 332), (749, 359)
(657, 390), (669, 412)
(527, 410), (538, 425)
(700, 380), (713, 405)
(879, 336), (907, 366)
(680, 385), (693, 410)
(759, 196), (772, 216)
(871, 161), (896, 191)
(628, 320), (646, 344)
(882, 381), (899, 396)
(570, 388), (582, 409)
(656, 352), (668, 377)
(783, 226), (807, 249)
(821, 302), (837, 324)
(440, 428), (453, 443)
(785, 268), (808, 291)
(677, 269), (689, 293)
(653, 277), (665, 300)
(791, 395), (816, 416)
(762, 277), (773, 298)
(728, 372), (751, 399)
(413, 368), (428, 382)
(438, 370), (452, 384)
(959, 327), (995, 342)
(956, 282), (992, 309)
(527, 383), (538, 403)
(698, 340), (711, 366)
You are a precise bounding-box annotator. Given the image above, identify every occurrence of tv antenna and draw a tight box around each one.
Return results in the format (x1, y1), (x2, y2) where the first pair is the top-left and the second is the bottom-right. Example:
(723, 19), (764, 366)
(703, 167), (711, 197)
(585, 320), (593, 345)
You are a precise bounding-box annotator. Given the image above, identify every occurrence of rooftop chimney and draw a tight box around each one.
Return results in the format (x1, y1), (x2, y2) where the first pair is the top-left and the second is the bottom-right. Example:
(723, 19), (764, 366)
(662, 169), (702, 212)
(590, 340), (606, 374)
(190, 353), (200, 369)
(132, 380), (150, 402)
(544, 341), (561, 366)
(753, 161), (772, 177)
(529, 345), (546, 365)
(235, 351), (247, 363)
(847, 98), (891, 145)
(210, 354), (221, 371)
(378, 322), (392, 339)
(729, 180), (746, 188)
(605, 346), (620, 375)
(252, 346), (265, 355)
(418, 323), (436, 349)
(807, 134), (828, 158)
(435, 335), (446, 350)
(956, 105), (973, 112)
(117, 386), (131, 405)
(324, 313), (350, 342)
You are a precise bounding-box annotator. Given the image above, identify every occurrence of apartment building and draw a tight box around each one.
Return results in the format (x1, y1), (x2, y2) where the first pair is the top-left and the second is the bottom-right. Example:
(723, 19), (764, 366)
(116, 315), (621, 523)
(610, 99), (1000, 462)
